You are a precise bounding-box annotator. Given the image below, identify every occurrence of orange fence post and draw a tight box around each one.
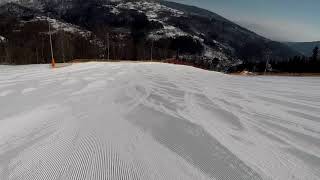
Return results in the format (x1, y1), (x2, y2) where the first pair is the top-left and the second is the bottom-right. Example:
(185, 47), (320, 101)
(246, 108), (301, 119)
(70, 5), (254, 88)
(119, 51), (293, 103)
(51, 58), (56, 68)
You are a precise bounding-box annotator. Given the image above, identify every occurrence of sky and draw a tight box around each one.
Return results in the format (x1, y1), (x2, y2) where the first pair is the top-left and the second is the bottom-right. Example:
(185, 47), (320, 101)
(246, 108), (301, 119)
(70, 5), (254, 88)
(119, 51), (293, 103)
(171, 0), (320, 42)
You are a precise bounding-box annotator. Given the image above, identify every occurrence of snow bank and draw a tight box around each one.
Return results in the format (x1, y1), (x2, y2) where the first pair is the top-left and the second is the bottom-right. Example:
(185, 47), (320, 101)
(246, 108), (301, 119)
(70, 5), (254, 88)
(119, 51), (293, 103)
(0, 62), (319, 180)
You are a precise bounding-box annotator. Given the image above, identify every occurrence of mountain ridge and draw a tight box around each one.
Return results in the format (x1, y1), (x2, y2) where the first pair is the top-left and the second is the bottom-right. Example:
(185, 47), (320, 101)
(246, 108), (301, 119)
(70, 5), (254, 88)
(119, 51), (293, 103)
(285, 41), (320, 56)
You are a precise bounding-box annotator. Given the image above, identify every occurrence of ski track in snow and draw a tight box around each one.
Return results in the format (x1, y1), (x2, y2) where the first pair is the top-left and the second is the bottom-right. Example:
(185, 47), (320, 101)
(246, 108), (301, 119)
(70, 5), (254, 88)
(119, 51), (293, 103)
(0, 62), (320, 180)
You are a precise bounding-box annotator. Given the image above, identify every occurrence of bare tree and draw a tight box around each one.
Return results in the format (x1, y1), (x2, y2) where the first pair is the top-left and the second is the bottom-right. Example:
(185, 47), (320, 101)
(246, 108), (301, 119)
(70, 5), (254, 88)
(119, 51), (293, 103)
(150, 40), (153, 61)
(107, 32), (110, 61)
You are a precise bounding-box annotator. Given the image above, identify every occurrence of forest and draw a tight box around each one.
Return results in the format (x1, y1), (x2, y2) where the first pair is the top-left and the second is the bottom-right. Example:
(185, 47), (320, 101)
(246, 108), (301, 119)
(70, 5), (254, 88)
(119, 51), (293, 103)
(232, 46), (320, 73)
(0, 1), (319, 73)
(0, 12), (205, 65)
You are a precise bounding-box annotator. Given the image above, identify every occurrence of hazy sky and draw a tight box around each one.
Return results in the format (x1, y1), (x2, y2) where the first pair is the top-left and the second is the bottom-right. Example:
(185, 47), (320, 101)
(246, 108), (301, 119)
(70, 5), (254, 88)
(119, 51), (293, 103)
(171, 0), (320, 42)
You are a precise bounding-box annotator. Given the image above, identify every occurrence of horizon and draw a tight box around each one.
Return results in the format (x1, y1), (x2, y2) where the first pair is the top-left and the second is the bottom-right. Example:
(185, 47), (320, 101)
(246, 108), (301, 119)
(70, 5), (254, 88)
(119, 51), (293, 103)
(171, 0), (320, 42)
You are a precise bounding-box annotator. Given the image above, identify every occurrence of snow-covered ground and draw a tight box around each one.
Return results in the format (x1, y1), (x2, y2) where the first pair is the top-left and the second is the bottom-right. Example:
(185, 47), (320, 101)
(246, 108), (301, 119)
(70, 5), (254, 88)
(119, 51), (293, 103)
(0, 35), (6, 42)
(0, 62), (319, 180)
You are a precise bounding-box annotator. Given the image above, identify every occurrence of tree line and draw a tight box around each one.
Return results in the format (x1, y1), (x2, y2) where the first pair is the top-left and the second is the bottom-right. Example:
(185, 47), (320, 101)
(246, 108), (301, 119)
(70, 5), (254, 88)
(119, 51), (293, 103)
(0, 12), (208, 65)
(232, 46), (320, 73)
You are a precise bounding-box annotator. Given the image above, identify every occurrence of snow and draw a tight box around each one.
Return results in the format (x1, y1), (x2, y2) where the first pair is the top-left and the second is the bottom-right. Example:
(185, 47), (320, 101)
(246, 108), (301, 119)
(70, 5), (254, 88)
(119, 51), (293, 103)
(0, 62), (320, 180)
(115, 0), (188, 41)
(1, 0), (44, 9)
(24, 16), (92, 37)
(203, 45), (228, 60)
(110, 7), (120, 15)
(116, 1), (184, 20)
(0, 35), (6, 42)
(45, 17), (90, 37)
(148, 25), (188, 40)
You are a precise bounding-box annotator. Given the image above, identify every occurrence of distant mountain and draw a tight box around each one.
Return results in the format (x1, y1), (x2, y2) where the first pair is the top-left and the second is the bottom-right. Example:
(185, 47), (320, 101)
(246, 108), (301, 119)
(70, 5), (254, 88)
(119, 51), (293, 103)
(285, 41), (320, 56)
(0, 0), (300, 70)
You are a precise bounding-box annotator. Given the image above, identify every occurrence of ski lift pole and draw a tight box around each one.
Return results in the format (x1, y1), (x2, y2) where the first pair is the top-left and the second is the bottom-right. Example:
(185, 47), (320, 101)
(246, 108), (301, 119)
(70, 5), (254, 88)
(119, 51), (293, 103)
(60, 0), (65, 63)
(48, 15), (55, 68)
(151, 40), (153, 61)
(107, 33), (110, 61)
(264, 59), (269, 74)
(264, 50), (271, 74)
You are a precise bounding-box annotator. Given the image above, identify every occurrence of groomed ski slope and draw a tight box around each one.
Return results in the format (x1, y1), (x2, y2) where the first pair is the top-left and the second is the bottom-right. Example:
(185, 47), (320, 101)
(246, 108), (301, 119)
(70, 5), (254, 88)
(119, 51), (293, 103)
(0, 62), (320, 180)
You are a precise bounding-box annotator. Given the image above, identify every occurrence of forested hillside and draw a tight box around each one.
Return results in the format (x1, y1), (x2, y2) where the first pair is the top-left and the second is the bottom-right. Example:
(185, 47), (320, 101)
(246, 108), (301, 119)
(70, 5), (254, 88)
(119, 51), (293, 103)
(0, 0), (301, 71)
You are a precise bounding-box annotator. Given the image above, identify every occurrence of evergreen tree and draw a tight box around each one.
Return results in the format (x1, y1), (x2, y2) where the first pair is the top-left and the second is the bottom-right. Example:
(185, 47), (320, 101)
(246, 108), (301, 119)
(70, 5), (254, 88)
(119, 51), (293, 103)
(312, 46), (319, 61)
